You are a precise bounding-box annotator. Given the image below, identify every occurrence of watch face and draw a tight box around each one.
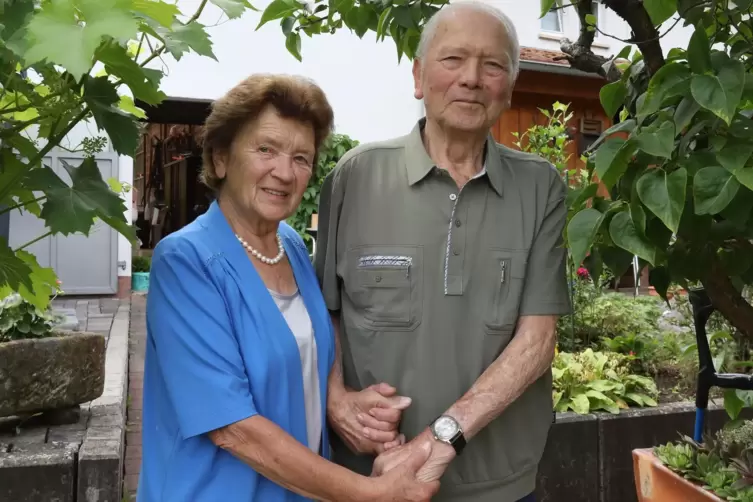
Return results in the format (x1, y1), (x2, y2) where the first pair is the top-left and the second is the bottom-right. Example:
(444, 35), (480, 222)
(433, 416), (458, 441)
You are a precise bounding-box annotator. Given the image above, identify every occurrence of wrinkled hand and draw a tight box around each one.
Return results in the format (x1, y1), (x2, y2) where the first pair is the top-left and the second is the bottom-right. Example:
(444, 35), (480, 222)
(372, 429), (456, 483)
(329, 383), (411, 455)
(369, 442), (441, 502)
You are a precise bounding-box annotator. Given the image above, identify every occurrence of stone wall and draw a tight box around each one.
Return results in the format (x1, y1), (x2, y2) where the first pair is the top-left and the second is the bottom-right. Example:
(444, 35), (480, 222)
(0, 298), (130, 502)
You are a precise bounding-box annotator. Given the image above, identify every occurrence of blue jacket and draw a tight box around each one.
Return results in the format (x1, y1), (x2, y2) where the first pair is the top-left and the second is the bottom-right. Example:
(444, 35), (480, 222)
(138, 200), (335, 501)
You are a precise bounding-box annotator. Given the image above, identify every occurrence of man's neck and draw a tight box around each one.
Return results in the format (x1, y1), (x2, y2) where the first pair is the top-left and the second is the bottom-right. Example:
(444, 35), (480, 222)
(422, 119), (488, 186)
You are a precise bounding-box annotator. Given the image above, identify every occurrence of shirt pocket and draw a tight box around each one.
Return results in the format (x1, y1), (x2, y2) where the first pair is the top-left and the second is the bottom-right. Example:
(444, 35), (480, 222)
(345, 245), (423, 331)
(483, 248), (528, 334)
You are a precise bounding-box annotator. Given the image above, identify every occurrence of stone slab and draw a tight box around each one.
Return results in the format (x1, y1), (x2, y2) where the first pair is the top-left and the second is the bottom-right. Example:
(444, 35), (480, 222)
(78, 439), (123, 502)
(536, 412), (599, 502)
(0, 333), (106, 417)
(0, 442), (77, 502)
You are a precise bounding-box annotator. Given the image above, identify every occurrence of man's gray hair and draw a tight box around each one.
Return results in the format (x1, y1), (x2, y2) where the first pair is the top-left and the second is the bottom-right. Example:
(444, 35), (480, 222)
(415, 1), (520, 80)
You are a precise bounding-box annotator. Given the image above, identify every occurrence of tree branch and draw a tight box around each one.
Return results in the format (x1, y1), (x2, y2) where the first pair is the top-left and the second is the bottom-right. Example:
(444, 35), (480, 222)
(559, 0), (623, 81)
(601, 0), (665, 74)
(701, 256), (753, 344)
(557, 0), (666, 81)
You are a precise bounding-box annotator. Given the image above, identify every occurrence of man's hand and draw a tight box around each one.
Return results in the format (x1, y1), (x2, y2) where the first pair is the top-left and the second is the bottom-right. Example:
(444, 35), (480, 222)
(329, 382), (411, 455)
(372, 429), (456, 483)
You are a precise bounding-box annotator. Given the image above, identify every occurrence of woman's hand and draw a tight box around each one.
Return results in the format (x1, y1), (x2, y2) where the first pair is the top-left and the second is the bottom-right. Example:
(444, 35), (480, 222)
(328, 382), (411, 454)
(372, 429), (456, 483)
(367, 442), (441, 501)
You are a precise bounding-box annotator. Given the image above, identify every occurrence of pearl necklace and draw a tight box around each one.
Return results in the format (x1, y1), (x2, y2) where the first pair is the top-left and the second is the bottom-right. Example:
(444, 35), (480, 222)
(235, 233), (286, 265)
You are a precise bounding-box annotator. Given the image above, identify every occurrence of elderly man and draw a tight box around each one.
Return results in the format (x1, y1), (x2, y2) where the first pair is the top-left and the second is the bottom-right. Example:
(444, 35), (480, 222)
(315, 2), (570, 501)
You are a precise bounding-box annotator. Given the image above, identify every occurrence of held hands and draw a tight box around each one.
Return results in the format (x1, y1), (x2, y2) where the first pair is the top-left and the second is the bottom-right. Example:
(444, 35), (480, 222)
(329, 383), (412, 455)
(372, 429), (456, 483)
(367, 442), (441, 502)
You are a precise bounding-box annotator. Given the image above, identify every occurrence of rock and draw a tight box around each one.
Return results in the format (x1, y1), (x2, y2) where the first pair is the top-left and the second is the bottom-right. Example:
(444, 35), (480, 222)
(0, 332), (106, 418)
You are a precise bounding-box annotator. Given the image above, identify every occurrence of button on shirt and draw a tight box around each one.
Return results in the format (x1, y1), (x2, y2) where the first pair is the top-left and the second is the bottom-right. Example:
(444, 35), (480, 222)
(315, 119), (570, 502)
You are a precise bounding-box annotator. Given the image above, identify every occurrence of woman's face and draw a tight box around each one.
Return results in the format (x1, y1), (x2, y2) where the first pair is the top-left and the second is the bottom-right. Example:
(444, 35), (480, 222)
(214, 105), (315, 226)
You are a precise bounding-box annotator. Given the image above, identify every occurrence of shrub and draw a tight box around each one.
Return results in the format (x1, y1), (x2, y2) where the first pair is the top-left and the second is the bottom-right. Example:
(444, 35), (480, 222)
(0, 293), (64, 343)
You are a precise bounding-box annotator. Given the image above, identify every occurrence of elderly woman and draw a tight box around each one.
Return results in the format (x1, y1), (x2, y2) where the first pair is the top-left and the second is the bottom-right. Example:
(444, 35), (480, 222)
(138, 74), (439, 502)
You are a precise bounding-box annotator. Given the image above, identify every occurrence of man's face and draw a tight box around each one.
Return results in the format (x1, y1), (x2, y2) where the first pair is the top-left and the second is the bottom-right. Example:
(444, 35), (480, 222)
(413, 9), (515, 134)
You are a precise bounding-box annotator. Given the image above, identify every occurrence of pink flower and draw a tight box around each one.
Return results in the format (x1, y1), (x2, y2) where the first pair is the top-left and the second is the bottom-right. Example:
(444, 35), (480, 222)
(577, 267), (589, 278)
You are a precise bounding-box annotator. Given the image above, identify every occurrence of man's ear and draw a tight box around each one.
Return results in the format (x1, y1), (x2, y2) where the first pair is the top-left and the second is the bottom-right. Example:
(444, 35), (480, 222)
(213, 149), (228, 180)
(412, 59), (424, 100)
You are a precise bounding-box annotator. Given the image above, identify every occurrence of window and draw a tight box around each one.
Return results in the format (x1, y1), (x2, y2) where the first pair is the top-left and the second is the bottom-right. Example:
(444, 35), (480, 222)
(590, 1), (601, 35)
(541, 6), (563, 32)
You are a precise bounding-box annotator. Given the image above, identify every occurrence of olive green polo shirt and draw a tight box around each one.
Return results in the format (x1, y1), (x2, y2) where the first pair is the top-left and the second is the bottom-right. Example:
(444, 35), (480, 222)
(315, 119), (570, 501)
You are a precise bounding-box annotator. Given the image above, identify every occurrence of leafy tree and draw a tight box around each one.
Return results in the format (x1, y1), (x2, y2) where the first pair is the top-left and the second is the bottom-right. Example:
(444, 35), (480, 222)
(286, 133), (358, 249)
(0, 0), (254, 310)
(262, 0), (753, 342)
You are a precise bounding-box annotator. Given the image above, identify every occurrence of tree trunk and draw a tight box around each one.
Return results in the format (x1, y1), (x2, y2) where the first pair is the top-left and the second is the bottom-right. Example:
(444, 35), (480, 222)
(701, 258), (753, 344)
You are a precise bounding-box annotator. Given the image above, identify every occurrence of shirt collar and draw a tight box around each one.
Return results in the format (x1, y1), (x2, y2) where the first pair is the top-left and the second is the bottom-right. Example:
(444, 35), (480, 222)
(404, 118), (504, 196)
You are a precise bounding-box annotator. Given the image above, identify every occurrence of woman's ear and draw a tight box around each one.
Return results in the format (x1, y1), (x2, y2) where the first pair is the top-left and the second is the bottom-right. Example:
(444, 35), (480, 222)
(213, 149), (228, 180)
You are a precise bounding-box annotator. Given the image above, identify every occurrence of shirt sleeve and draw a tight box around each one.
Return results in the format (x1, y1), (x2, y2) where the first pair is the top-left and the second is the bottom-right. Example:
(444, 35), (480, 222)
(146, 244), (258, 439)
(518, 168), (572, 316)
(314, 161), (348, 311)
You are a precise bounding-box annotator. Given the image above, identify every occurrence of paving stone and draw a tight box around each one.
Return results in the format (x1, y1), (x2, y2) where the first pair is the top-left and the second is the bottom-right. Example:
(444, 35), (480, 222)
(0, 442), (76, 502)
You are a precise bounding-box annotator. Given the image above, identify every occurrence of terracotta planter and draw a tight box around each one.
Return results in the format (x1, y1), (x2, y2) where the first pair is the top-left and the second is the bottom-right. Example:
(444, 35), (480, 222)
(633, 448), (722, 502)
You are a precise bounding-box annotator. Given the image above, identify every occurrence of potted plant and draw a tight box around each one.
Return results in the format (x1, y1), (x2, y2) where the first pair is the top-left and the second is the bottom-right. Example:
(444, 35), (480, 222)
(0, 293), (105, 419)
(132, 255), (151, 292)
(633, 425), (753, 502)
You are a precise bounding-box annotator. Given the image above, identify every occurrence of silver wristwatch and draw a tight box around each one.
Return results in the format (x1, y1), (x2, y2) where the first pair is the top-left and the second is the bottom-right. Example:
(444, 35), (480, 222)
(430, 414), (466, 455)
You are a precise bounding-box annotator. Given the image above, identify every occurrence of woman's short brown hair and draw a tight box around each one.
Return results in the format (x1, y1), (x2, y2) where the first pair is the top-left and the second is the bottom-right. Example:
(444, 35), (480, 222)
(200, 73), (335, 191)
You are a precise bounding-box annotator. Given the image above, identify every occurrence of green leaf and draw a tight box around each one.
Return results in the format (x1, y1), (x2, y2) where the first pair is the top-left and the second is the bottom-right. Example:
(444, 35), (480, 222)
(716, 57), (746, 123)
(43, 158), (136, 241)
(96, 43), (166, 105)
(693, 166), (741, 215)
(724, 388), (746, 420)
(644, 0), (677, 25)
(687, 23), (711, 74)
(570, 393), (591, 414)
(716, 141), (753, 174)
(0, 238), (34, 295)
(567, 208), (604, 267)
(691, 74), (732, 124)
(674, 97), (700, 133)
(160, 21), (216, 60)
(118, 95), (146, 119)
(210, 0), (253, 19)
(637, 168), (687, 232)
(600, 80), (628, 118)
(257, 0), (296, 29)
(24, 0), (139, 80)
(636, 121), (676, 159)
(595, 138), (635, 189)
(131, 0), (181, 27)
(588, 119), (636, 153)
(15, 250), (58, 311)
(734, 168), (753, 191)
(540, 0), (557, 18)
(376, 7), (393, 41)
(285, 31), (302, 61)
(83, 76), (140, 155)
(650, 266), (672, 301)
(631, 199), (647, 238)
(639, 63), (690, 119)
(609, 211), (657, 265)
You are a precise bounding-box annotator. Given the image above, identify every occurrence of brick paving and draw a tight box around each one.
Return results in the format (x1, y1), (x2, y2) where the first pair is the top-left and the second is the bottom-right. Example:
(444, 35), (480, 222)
(125, 294), (146, 501)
